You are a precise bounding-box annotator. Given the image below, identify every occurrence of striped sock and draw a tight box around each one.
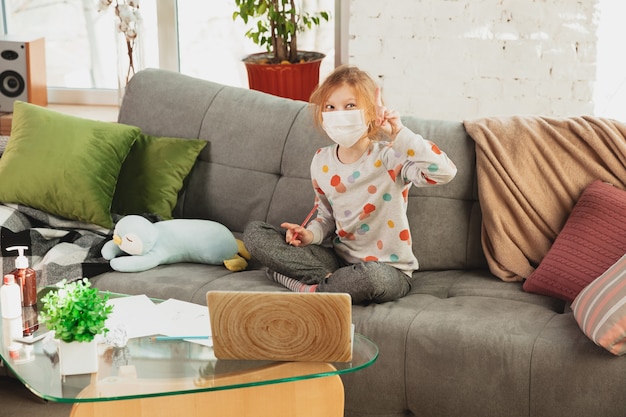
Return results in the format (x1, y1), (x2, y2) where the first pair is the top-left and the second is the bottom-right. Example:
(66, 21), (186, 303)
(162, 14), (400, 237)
(266, 269), (318, 293)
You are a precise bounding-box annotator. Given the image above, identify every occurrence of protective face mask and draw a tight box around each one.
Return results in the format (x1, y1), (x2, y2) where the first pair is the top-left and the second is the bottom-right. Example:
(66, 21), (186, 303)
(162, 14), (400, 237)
(322, 110), (368, 148)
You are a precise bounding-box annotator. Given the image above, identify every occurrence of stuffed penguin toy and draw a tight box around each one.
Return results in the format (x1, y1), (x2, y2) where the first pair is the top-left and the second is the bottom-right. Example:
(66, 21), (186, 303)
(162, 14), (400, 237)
(101, 215), (250, 272)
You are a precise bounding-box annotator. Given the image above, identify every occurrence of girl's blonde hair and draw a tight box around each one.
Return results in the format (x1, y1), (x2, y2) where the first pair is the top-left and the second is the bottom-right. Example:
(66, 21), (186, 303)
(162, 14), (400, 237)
(309, 65), (384, 138)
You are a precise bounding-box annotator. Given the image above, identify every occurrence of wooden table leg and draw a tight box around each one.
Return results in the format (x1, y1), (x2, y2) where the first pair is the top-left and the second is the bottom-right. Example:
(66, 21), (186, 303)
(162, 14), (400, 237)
(70, 362), (344, 417)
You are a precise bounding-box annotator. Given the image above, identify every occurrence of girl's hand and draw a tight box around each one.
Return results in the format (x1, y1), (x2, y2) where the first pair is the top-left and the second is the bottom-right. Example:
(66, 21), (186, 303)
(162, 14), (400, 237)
(375, 88), (404, 138)
(281, 222), (314, 247)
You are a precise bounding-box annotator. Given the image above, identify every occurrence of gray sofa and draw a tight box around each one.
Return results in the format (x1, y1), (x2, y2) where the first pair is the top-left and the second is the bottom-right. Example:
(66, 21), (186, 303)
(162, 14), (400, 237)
(87, 69), (626, 417)
(7, 68), (625, 417)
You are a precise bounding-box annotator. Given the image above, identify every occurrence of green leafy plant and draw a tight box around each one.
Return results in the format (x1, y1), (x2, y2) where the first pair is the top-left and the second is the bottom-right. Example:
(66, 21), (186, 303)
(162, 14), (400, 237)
(39, 278), (113, 343)
(233, 0), (330, 64)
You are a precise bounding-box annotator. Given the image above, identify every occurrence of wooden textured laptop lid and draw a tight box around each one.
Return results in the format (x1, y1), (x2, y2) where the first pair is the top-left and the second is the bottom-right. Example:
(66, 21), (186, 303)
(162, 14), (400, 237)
(207, 291), (353, 362)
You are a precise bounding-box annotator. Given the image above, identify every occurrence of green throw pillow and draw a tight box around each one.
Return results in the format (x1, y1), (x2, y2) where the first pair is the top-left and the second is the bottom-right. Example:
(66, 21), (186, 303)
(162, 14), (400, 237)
(0, 101), (140, 228)
(111, 134), (207, 219)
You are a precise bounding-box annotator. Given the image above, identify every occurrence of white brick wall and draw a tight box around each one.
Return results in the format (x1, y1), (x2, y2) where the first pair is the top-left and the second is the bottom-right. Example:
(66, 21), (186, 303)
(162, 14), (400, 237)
(347, 0), (599, 120)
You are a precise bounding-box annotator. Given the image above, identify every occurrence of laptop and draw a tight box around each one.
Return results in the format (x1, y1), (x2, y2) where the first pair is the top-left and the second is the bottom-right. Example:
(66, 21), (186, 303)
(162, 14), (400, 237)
(206, 290), (353, 362)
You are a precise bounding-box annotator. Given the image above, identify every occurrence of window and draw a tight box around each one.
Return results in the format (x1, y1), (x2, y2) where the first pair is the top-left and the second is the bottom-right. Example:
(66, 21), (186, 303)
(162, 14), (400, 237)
(594, 0), (626, 120)
(1, 0), (337, 105)
(176, 0), (336, 89)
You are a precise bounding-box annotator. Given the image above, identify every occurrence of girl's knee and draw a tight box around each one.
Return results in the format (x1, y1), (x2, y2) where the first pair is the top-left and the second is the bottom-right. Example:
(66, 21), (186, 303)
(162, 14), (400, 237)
(244, 221), (277, 241)
(243, 220), (266, 236)
(324, 262), (409, 303)
(243, 221), (274, 254)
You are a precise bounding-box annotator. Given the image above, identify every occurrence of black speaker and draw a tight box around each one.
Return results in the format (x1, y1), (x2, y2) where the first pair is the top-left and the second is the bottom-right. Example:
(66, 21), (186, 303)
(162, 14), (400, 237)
(0, 36), (47, 112)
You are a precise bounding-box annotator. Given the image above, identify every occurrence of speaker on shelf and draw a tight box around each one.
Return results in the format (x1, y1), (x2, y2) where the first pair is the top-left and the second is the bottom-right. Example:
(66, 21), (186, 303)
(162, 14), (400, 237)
(0, 36), (47, 112)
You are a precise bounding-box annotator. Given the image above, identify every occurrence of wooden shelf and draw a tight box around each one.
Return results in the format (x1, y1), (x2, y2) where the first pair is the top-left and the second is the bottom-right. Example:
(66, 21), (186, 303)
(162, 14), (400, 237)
(0, 104), (119, 136)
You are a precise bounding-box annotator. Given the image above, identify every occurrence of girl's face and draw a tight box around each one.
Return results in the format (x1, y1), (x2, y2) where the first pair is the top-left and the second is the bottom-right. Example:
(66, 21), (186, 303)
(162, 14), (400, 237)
(323, 84), (359, 112)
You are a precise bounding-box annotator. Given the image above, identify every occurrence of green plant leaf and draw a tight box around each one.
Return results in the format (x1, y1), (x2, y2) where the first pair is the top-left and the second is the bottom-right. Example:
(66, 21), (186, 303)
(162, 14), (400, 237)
(231, 0), (331, 63)
(39, 278), (112, 343)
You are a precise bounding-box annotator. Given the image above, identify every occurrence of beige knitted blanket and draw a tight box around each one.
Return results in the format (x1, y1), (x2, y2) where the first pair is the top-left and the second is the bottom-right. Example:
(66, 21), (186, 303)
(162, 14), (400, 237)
(464, 116), (626, 282)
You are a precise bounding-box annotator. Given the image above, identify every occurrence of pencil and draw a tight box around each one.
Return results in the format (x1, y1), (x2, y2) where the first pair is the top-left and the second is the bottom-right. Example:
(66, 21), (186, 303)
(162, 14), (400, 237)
(290, 204), (319, 244)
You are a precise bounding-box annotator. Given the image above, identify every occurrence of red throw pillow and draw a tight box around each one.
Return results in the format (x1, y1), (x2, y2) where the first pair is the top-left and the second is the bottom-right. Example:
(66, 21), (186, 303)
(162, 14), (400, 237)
(523, 180), (626, 302)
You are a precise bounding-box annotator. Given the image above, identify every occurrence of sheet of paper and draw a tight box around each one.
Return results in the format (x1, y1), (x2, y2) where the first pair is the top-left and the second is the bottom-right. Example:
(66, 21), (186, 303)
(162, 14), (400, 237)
(106, 294), (162, 338)
(154, 298), (212, 339)
(105, 296), (213, 346)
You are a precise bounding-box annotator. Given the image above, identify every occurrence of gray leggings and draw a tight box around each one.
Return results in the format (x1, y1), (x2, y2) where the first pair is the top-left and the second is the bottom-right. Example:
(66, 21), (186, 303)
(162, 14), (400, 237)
(243, 221), (412, 304)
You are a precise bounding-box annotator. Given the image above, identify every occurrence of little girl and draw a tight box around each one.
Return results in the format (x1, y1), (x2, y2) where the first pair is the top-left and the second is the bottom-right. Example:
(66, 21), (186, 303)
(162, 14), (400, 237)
(243, 65), (457, 304)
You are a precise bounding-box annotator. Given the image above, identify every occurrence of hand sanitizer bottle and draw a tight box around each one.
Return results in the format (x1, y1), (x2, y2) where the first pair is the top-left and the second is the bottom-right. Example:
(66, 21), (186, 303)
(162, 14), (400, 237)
(7, 246), (37, 307)
(7, 246), (39, 336)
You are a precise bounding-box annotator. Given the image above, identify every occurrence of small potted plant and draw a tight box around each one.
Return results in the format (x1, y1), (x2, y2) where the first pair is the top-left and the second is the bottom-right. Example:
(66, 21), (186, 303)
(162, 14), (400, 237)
(233, 0), (330, 101)
(39, 278), (113, 376)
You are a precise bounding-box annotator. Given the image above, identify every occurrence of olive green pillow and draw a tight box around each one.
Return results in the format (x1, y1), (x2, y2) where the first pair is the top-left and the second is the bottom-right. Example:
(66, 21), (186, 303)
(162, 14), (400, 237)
(0, 101), (140, 228)
(111, 134), (207, 219)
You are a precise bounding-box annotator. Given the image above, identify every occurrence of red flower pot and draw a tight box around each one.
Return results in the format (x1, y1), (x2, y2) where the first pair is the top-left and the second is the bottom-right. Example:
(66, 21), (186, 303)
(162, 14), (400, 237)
(243, 52), (325, 102)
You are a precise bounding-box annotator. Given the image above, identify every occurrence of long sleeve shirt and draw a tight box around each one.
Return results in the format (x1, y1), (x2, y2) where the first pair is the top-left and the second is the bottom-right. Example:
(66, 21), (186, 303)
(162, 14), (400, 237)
(307, 127), (457, 276)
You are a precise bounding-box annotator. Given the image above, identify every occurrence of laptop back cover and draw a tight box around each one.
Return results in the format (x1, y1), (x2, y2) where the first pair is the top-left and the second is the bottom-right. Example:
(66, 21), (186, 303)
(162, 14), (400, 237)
(207, 291), (353, 362)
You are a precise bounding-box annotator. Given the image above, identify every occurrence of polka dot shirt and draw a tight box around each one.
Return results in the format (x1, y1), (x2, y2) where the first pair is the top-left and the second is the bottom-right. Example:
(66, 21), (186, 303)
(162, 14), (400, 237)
(307, 128), (457, 276)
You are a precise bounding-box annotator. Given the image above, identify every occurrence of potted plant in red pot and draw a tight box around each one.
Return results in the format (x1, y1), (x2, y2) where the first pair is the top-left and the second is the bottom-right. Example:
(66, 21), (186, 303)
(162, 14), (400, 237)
(233, 0), (330, 102)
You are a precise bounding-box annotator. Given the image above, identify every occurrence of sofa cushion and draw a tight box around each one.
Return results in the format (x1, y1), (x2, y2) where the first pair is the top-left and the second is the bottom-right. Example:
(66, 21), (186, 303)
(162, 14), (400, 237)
(111, 134), (207, 219)
(572, 252), (626, 355)
(0, 101), (139, 228)
(523, 180), (626, 302)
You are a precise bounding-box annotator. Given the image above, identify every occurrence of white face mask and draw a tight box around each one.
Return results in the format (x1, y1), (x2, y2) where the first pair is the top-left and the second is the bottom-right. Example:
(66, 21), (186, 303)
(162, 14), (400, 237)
(322, 110), (368, 148)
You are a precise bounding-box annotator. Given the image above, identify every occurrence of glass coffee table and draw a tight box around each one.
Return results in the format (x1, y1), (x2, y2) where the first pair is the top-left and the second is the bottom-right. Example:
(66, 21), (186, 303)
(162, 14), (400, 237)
(0, 295), (378, 417)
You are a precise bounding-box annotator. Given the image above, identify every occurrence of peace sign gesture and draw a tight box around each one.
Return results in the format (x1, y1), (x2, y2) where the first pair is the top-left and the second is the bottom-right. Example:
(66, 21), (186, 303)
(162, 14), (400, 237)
(374, 88), (403, 138)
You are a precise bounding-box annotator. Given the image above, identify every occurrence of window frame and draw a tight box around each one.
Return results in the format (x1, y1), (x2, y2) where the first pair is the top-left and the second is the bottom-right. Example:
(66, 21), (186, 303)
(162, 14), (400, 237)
(3, 0), (346, 106)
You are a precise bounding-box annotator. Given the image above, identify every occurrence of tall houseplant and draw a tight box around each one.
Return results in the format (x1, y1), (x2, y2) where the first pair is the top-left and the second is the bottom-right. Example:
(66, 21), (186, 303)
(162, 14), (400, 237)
(233, 0), (330, 101)
(40, 278), (113, 376)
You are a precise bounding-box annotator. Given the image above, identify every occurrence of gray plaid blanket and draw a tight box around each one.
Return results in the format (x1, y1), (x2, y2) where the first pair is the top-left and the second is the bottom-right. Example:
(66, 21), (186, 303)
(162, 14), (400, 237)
(0, 203), (114, 287)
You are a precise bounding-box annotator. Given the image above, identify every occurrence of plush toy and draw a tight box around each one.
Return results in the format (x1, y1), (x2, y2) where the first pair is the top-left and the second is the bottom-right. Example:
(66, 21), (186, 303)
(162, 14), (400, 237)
(101, 215), (250, 273)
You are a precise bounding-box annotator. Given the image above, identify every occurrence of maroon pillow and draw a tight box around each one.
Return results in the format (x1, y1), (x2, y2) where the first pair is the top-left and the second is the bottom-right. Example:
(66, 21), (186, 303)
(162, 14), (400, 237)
(523, 180), (626, 302)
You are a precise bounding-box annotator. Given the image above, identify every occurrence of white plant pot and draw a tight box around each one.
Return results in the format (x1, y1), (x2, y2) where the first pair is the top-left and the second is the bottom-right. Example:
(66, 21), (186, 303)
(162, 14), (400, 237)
(58, 339), (99, 376)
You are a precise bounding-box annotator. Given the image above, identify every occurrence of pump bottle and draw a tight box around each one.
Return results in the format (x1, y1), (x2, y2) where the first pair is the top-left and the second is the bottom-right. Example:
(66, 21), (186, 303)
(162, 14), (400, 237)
(7, 246), (37, 307)
(7, 246), (38, 336)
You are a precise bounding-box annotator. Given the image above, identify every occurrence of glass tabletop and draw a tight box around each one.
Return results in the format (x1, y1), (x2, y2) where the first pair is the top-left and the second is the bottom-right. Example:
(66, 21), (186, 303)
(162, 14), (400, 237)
(0, 292), (378, 404)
